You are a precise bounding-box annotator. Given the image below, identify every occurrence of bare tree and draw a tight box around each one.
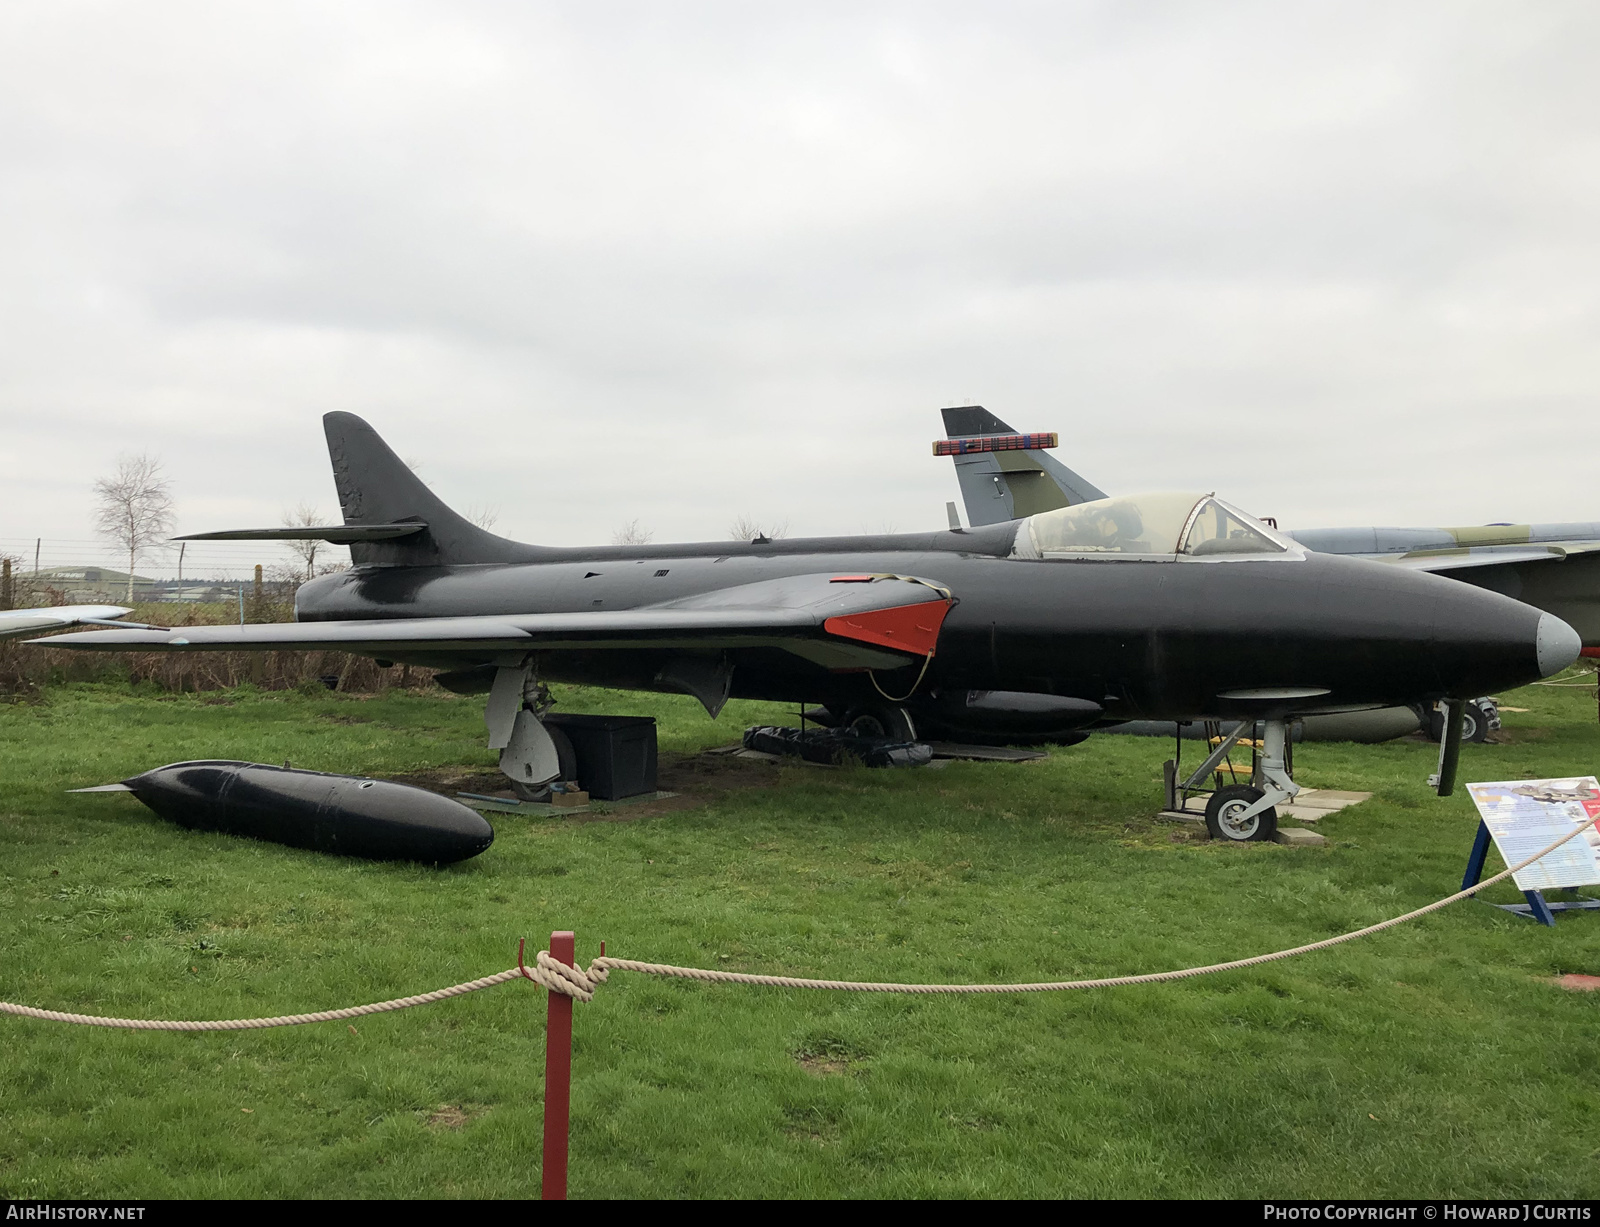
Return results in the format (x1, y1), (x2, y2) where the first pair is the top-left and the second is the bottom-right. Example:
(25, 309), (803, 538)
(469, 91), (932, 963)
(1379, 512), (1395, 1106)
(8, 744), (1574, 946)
(466, 503), (501, 531)
(728, 515), (788, 542)
(93, 453), (174, 602)
(612, 518), (653, 546)
(281, 502), (325, 582)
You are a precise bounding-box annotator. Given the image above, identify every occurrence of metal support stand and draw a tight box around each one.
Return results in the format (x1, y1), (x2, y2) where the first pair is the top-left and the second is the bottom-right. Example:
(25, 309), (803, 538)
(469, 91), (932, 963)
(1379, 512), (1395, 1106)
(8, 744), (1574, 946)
(1164, 716), (1301, 824)
(1177, 720), (1252, 795)
(1460, 821), (1600, 927)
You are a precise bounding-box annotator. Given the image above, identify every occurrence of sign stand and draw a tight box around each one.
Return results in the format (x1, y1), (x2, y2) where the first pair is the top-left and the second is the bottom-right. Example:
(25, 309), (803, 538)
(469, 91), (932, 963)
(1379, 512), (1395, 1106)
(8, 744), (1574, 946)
(1461, 820), (1600, 926)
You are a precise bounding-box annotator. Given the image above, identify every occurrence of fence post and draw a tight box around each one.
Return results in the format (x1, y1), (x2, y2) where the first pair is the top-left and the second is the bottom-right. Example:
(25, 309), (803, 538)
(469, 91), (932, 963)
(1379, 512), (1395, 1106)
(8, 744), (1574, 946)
(542, 930), (575, 1200)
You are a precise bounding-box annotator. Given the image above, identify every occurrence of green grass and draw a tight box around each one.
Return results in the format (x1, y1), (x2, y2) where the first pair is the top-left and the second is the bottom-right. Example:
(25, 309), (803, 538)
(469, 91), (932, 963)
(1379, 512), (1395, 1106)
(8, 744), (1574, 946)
(2, 677), (1599, 1198)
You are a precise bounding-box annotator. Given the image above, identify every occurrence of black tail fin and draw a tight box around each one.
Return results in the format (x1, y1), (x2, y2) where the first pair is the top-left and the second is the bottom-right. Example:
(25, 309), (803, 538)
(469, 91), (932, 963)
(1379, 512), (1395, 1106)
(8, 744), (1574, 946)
(324, 412), (534, 566)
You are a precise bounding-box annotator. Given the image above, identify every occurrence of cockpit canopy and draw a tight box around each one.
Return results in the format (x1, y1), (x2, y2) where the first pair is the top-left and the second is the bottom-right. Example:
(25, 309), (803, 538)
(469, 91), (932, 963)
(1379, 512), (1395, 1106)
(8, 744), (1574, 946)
(1011, 493), (1291, 560)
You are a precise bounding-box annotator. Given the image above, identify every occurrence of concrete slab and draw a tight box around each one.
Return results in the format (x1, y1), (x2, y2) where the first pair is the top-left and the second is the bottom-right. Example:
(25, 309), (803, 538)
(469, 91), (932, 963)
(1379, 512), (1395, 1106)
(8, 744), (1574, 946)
(1158, 788), (1369, 826)
(1273, 827), (1327, 847)
(1293, 788), (1373, 808)
(1281, 789), (1372, 822)
(1280, 804), (1329, 822)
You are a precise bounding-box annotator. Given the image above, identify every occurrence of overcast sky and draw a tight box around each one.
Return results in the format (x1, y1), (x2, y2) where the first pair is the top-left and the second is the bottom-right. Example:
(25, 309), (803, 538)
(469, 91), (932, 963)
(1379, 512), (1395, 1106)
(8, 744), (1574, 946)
(2, 0), (1598, 568)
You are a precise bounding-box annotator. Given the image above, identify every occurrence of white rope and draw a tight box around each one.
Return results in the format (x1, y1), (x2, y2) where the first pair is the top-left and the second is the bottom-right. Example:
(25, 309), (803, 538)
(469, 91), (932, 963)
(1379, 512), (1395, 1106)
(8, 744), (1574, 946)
(2, 817), (1588, 1026)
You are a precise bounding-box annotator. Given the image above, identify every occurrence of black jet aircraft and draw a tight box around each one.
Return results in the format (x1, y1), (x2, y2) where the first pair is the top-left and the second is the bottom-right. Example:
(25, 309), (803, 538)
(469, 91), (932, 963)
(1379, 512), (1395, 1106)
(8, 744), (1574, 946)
(41, 413), (1581, 841)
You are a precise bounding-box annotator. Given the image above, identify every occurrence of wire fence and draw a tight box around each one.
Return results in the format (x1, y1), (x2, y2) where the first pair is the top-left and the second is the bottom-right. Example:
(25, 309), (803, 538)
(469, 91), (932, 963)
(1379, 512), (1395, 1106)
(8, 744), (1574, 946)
(0, 536), (352, 596)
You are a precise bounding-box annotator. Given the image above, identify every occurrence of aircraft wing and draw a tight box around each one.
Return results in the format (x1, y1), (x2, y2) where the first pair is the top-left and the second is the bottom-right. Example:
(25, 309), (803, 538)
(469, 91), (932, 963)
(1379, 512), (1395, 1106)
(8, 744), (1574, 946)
(1370, 542), (1600, 573)
(34, 574), (955, 671)
(0, 605), (135, 641)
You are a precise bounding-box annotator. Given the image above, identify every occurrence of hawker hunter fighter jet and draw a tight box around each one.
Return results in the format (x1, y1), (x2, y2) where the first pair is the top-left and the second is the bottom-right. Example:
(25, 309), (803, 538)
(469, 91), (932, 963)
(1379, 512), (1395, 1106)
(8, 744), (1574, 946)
(40, 413), (1581, 842)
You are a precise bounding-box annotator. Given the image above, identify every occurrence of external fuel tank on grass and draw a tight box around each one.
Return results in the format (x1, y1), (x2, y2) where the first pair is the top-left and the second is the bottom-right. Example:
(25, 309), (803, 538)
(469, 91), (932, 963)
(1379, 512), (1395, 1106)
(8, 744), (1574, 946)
(74, 761), (494, 864)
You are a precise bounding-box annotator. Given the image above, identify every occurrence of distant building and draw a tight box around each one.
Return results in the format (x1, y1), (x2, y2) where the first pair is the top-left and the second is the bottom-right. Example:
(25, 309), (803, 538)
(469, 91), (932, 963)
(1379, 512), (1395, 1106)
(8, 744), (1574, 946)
(34, 566), (160, 602)
(31, 568), (257, 603)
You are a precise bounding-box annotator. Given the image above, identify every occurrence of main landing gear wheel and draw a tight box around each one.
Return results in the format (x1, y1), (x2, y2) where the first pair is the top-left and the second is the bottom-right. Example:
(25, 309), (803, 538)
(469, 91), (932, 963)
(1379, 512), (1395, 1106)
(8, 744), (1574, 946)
(1204, 784), (1278, 842)
(510, 724), (578, 802)
(1429, 702), (1488, 744)
(841, 703), (917, 742)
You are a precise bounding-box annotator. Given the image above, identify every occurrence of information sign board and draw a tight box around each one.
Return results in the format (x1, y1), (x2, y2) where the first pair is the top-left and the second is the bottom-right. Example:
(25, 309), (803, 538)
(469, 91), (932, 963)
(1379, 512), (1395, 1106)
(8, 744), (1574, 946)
(1465, 777), (1600, 892)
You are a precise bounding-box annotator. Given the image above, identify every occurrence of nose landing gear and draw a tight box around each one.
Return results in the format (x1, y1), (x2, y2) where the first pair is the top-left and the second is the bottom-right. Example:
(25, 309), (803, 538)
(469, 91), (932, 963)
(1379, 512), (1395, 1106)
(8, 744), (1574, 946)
(1170, 715), (1299, 842)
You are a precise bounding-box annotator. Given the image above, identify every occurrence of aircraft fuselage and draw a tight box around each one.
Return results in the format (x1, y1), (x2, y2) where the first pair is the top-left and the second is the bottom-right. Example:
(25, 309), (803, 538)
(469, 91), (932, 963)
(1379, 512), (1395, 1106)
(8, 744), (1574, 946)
(295, 527), (1557, 722)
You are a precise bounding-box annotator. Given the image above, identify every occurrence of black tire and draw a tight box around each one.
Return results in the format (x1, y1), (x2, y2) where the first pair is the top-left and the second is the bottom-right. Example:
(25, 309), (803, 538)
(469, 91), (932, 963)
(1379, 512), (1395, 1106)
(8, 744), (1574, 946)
(1428, 703), (1485, 744)
(1463, 702), (1489, 743)
(1204, 784), (1278, 842)
(840, 703), (917, 742)
(510, 723), (578, 802)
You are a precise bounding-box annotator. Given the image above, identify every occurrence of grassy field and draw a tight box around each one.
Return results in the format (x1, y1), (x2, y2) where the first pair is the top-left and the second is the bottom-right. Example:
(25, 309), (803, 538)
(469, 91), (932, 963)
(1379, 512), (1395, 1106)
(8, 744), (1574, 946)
(2, 675), (1599, 1199)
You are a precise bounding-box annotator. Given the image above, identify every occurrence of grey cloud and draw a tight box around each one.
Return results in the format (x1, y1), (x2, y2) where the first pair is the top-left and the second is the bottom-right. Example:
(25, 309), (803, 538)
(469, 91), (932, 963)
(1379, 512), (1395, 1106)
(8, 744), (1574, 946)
(1, 0), (1598, 559)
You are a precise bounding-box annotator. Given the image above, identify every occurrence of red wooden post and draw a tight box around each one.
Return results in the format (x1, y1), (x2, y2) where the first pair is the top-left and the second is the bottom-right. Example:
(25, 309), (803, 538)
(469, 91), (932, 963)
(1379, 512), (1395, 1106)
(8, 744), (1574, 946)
(542, 930), (575, 1201)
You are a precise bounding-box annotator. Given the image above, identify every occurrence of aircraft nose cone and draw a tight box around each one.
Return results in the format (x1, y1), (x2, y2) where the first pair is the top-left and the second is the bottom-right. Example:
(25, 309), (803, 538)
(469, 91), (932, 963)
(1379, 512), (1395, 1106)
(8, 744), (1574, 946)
(1537, 613), (1582, 678)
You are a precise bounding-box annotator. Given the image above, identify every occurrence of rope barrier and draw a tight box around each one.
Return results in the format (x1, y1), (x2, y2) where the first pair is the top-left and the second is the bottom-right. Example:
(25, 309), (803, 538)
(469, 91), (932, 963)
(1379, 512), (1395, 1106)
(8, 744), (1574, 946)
(2, 816), (1592, 1027)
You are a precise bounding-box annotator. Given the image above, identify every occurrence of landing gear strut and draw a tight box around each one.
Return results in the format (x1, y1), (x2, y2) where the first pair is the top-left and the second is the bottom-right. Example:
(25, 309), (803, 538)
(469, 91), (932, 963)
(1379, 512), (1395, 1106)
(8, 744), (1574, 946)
(485, 663), (577, 801)
(1174, 716), (1298, 842)
(1208, 716), (1296, 842)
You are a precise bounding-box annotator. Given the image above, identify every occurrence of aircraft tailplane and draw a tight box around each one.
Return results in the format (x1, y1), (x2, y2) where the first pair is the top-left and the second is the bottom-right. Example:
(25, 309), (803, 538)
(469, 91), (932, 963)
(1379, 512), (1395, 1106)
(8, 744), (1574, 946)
(939, 405), (1109, 528)
(323, 412), (530, 566)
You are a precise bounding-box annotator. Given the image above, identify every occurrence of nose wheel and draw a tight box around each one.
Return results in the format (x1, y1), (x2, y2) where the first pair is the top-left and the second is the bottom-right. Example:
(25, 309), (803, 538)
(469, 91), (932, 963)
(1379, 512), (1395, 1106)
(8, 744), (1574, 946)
(1168, 714), (1300, 840)
(1204, 784), (1278, 842)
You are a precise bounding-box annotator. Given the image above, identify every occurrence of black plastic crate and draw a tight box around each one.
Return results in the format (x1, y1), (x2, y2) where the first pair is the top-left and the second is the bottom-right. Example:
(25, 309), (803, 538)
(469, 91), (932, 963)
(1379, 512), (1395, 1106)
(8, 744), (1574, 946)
(544, 713), (658, 800)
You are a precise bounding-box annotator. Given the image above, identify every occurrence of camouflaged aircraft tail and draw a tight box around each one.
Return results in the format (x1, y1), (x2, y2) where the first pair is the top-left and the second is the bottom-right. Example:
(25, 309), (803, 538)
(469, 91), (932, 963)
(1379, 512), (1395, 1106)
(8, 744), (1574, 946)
(322, 412), (537, 567)
(940, 406), (1109, 528)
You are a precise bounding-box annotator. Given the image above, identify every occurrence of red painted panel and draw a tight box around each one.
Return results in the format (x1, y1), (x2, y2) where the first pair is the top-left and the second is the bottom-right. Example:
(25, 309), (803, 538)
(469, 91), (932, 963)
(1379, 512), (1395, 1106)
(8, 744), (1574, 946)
(932, 432), (1058, 456)
(824, 599), (951, 657)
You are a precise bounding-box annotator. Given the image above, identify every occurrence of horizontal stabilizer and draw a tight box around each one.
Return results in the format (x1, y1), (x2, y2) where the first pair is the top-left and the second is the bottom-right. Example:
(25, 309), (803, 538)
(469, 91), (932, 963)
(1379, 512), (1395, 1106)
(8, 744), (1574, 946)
(938, 405), (1108, 526)
(68, 783), (134, 793)
(174, 523), (427, 543)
